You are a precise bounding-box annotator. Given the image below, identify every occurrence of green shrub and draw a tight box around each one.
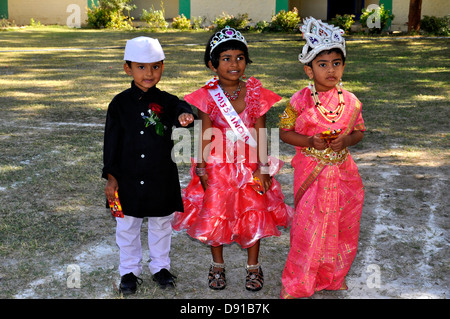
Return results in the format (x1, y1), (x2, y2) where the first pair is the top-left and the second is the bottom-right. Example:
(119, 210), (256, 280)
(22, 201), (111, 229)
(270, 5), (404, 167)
(86, 0), (135, 29)
(213, 13), (249, 30)
(420, 15), (450, 36)
(141, 1), (168, 30)
(0, 18), (16, 29)
(330, 14), (355, 33)
(268, 8), (301, 32)
(253, 20), (270, 32)
(172, 14), (191, 30)
(191, 16), (206, 30)
(360, 4), (394, 33)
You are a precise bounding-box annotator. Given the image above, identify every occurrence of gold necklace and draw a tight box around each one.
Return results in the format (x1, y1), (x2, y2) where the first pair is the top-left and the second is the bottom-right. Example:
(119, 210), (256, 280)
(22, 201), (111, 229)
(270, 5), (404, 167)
(309, 83), (345, 123)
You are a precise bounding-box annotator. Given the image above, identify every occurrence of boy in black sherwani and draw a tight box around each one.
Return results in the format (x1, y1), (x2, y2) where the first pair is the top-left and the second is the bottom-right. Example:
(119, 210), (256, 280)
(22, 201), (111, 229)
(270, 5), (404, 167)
(103, 36), (194, 295)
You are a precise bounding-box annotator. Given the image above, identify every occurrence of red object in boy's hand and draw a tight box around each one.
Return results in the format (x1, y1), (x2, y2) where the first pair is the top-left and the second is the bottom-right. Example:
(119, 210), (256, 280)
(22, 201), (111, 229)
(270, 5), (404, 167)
(108, 191), (124, 218)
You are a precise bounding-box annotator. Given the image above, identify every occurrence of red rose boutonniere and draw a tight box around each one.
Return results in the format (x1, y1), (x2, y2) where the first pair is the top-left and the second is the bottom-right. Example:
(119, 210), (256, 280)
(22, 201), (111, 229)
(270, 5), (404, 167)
(142, 103), (165, 136)
(150, 103), (163, 116)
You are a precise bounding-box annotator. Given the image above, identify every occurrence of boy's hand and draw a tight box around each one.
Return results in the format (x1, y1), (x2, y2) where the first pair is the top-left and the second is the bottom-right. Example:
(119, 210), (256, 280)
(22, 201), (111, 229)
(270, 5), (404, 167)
(105, 174), (118, 201)
(178, 113), (194, 127)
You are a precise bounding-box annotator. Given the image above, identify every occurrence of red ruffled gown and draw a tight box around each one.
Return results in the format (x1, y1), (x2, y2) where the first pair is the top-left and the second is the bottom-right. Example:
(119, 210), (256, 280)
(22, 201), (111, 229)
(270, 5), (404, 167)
(172, 77), (294, 248)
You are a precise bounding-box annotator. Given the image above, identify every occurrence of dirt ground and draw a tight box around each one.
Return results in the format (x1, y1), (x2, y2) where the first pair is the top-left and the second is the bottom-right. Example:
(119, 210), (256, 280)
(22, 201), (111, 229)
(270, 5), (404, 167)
(10, 140), (449, 300)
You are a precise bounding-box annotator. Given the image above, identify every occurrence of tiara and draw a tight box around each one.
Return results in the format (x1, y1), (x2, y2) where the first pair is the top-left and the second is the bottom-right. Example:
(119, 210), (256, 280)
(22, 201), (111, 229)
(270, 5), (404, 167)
(210, 26), (247, 56)
(298, 17), (346, 64)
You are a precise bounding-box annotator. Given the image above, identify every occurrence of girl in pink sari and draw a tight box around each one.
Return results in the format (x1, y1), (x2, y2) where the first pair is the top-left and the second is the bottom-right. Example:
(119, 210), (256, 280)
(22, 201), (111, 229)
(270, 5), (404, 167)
(279, 17), (365, 298)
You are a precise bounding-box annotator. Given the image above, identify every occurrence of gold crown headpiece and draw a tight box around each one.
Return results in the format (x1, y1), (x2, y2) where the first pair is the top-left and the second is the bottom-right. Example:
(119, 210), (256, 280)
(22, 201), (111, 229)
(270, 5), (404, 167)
(298, 17), (346, 64)
(210, 26), (247, 57)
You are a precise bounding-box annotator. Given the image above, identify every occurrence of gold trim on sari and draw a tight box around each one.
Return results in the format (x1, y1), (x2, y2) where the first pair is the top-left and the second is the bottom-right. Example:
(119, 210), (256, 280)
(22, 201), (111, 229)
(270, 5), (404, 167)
(301, 147), (348, 166)
(279, 102), (298, 131)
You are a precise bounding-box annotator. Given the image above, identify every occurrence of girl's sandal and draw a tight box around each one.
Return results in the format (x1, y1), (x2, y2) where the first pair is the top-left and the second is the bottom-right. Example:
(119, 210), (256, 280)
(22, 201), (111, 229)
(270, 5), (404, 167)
(208, 261), (226, 290)
(245, 263), (264, 291)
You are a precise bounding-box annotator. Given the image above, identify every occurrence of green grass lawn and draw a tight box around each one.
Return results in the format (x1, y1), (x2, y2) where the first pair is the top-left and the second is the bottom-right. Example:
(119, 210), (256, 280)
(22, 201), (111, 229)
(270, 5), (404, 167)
(0, 26), (449, 298)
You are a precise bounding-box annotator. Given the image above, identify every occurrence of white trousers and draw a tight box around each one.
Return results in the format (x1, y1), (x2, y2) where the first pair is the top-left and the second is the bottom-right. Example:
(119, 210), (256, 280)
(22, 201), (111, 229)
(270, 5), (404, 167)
(116, 213), (174, 276)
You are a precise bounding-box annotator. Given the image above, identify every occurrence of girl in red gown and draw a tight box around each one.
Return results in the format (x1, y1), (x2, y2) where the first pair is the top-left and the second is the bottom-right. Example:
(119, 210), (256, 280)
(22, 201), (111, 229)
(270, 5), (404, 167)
(173, 27), (293, 291)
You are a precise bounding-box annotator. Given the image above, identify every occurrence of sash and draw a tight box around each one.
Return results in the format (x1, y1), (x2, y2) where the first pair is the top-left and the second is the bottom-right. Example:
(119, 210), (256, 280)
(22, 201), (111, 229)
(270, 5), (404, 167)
(204, 78), (257, 148)
(294, 99), (362, 208)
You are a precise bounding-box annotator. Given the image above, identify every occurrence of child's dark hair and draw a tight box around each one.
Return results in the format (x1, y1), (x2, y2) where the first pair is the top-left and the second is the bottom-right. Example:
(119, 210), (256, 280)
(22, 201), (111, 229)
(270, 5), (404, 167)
(204, 34), (252, 69)
(125, 60), (164, 67)
(306, 48), (346, 67)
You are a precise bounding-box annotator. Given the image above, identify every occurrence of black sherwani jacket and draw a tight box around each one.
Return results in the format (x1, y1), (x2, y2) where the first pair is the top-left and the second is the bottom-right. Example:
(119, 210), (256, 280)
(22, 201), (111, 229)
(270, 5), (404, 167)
(102, 81), (194, 218)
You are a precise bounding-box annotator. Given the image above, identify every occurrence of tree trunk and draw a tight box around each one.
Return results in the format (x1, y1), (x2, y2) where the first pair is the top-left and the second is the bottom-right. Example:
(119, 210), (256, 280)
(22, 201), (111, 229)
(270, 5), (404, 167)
(408, 0), (422, 32)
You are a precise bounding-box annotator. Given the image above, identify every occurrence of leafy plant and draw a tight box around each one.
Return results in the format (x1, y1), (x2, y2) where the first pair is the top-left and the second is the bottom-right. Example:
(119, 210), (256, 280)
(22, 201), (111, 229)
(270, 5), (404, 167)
(420, 15), (450, 36)
(253, 20), (270, 32)
(191, 16), (206, 30)
(30, 18), (42, 27)
(330, 14), (355, 33)
(172, 14), (191, 30)
(268, 8), (301, 32)
(141, 1), (168, 30)
(86, 0), (135, 29)
(213, 13), (249, 30)
(0, 18), (15, 29)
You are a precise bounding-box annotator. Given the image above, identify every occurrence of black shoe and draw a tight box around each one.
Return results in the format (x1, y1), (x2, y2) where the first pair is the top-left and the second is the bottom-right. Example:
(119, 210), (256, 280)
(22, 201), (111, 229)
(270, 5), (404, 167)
(119, 272), (142, 295)
(153, 269), (177, 289)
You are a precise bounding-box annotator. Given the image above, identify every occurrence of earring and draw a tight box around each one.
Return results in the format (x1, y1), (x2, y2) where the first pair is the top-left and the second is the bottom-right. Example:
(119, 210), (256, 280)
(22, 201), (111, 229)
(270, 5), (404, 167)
(339, 78), (343, 87)
(242, 73), (246, 80)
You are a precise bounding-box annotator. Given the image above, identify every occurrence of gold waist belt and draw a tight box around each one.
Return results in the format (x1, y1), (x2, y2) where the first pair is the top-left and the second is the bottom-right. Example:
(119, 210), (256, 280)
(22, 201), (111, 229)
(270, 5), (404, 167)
(301, 147), (348, 165)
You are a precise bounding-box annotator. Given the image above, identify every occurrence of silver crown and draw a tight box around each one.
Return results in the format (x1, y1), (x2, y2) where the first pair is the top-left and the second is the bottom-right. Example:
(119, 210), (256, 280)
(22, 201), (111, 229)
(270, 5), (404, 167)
(298, 17), (346, 64)
(210, 26), (247, 56)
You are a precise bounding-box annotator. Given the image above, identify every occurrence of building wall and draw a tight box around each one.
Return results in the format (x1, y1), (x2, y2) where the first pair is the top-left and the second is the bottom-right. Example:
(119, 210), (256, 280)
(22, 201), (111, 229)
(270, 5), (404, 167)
(8, 0), (88, 26)
(130, 0), (179, 20)
(190, 0), (277, 23)
(4, 0), (450, 28)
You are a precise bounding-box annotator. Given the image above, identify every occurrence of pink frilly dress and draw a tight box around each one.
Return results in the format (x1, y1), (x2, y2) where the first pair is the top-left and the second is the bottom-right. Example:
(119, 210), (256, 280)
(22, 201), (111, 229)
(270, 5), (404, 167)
(172, 77), (294, 249)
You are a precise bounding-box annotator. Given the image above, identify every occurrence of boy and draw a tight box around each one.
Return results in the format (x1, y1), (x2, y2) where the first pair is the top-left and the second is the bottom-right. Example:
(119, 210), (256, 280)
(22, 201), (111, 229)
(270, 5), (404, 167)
(103, 36), (194, 294)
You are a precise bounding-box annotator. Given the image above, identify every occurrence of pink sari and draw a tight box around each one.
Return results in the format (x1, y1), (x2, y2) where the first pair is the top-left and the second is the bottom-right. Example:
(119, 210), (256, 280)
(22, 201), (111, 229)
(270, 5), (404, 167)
(280, 86), (365, 298)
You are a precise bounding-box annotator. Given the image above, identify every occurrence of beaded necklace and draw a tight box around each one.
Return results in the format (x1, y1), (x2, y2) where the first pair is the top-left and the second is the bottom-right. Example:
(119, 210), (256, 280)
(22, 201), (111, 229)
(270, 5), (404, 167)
(219, 82), (241, 101)
(309, 83), (345, 123)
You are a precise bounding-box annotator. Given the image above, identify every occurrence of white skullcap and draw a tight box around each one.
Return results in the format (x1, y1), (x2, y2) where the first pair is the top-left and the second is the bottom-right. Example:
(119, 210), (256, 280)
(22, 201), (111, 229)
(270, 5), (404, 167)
(123, 36), (165, 63)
